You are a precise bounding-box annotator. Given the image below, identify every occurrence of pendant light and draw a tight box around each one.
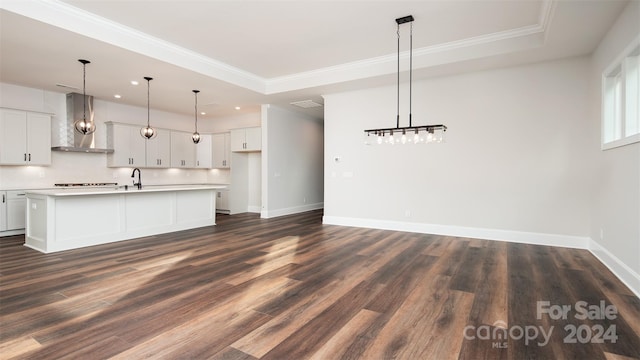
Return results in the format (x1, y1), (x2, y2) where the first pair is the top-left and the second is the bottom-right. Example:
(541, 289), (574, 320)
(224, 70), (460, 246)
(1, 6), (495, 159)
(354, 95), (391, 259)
(73, 59), (96, 135)
(191, 89), (201, 144)
(364, 15), (447, 145)
(140, 76), (157, 139)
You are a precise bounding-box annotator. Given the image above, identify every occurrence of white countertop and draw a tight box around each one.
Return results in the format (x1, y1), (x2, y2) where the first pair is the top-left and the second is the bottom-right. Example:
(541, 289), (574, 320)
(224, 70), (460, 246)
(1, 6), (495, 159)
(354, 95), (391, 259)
(25, 184), (227, 197)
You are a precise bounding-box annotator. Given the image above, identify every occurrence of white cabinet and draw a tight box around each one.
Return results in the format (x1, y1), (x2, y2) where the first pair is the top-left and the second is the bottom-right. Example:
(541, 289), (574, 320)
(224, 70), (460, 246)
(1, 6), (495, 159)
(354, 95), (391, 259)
(0, 109), (51, 165)
(0, 192), (6, 232)
(106, 122), (146, 167)
(216, 190), (229, 213)
(195, 134), (212, 169)
(0, 190), (26, 233)
(212, 133), (231, 168)
(170, 131), (195, 168)
(231, 127), (261, 152)
(7, 191), (26, 230)
(145, 128), (171, 168)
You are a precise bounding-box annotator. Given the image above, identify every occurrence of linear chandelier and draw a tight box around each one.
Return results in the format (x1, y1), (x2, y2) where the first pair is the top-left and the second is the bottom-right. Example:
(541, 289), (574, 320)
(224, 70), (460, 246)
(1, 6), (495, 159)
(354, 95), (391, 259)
(364, 15), (447, 145)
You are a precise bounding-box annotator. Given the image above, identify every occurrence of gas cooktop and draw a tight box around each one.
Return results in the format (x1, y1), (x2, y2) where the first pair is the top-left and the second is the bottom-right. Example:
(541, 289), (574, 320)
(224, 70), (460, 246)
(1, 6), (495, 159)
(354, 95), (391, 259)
(54, 182), (118, 187)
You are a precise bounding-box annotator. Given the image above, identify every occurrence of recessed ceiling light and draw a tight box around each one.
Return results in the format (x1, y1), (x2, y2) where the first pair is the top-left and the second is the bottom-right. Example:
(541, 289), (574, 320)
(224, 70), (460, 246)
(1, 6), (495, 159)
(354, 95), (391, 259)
(200, 112), (206, 115)
(130, 80), (139, 85)
(114, 94), (122, 99)
(235, 106), (241, 110)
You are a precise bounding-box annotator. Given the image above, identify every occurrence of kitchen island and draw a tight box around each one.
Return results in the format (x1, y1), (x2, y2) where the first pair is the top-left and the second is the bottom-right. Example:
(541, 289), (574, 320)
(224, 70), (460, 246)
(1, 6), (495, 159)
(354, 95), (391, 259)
(25, 185), (226, 253)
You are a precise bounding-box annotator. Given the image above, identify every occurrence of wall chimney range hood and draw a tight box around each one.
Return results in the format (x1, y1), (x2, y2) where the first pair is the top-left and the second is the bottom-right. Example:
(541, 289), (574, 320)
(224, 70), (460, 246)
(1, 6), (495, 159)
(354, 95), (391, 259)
(51, 93), (114, 153)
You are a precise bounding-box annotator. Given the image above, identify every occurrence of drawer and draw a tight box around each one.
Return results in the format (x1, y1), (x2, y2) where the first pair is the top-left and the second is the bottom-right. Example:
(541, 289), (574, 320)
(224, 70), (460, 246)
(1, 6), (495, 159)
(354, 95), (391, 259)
(7, 190), (26, 199)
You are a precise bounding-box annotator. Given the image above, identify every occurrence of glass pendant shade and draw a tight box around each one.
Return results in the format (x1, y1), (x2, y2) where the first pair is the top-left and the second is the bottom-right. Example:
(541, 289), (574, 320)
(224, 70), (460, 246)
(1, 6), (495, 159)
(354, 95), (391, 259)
(140, 125), (156, 139)
(73, 59), (96, 135)
(74, 118), (96, 135)
(140, 76), (157, 139)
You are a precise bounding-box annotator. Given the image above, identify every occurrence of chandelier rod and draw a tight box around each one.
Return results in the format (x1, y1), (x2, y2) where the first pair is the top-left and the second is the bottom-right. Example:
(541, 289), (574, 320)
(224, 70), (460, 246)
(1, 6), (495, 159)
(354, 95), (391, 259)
(397, 22), (400, 129)
(409, 21), (413, 128)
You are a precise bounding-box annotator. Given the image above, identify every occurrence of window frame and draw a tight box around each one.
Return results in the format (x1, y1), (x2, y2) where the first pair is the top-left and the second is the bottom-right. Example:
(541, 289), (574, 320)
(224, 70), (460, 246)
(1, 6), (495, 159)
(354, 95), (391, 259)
(601, 36), (640, 151)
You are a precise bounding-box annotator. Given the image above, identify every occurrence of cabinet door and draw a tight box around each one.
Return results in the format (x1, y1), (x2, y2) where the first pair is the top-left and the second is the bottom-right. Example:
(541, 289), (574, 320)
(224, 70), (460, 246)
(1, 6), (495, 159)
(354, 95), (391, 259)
(230, 129), (246, 152)
(245, 127), (262, 151)
(0, 109), (28, 165)
(130, 127), (147, 167)
(6, 191), (26, 230)
(216, 190), (229, 211)
(212, 133), (230, 168)
(195, 134), (212, 168)
(26, 112), (51, 165)
(170, 131), (195, 168)
(0, 192), (7, 232)
(107, 123), (146, 167)
(145, 128), (170, 168)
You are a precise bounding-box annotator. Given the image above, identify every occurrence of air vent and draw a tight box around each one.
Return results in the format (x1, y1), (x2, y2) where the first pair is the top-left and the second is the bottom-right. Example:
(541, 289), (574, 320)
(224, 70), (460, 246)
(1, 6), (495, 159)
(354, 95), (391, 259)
(290, 100), (323, 108)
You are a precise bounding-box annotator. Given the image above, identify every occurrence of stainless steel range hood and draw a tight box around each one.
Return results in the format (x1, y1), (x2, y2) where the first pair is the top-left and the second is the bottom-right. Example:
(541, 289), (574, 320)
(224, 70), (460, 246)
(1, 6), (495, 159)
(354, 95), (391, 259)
(51, 93), (114, 153)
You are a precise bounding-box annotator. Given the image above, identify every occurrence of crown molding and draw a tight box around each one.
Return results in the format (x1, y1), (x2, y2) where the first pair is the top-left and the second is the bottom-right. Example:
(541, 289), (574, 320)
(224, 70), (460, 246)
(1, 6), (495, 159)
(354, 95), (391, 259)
(266, 0), (556, 94)
(2, 0), (556, 96)
(0, 0), (267, 93)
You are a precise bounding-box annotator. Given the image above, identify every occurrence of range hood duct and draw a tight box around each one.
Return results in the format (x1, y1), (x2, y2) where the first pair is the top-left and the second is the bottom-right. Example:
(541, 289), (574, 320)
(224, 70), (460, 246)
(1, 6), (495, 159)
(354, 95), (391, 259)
(51, 93), (113, 153)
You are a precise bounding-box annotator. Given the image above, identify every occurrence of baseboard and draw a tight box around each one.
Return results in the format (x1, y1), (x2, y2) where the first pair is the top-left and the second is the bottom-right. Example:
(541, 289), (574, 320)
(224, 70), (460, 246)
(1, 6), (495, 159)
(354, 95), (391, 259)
(322, 216), (589, 249)
(589, 238), (640, 298)
(262, 202), (324, 219)
(0, 229), (25, 238)
(322, 215), (639, 298)
(247, 205), (262, 213)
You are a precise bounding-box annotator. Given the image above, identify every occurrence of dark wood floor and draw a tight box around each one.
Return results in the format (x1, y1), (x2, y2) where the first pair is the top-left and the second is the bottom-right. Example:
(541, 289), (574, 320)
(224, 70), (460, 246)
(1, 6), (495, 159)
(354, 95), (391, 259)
(0, 210), (639, 359)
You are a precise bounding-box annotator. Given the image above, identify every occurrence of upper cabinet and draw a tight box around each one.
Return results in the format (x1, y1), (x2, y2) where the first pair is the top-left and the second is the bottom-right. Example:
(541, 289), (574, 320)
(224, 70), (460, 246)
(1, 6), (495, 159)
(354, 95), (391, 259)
(145, 129), (171, 168)
(0, 108), (51, 166)
(106, 122), (146, 167)
(212, 132), (231, 168)
(195, 134), (212, 169)
(170, 131), (195, 168)
(231, 127), (261, 152)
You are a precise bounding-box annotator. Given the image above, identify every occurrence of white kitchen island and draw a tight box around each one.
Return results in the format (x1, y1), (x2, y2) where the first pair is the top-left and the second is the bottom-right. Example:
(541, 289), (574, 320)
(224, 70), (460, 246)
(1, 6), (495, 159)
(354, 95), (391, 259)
(25, 185), (226, 253)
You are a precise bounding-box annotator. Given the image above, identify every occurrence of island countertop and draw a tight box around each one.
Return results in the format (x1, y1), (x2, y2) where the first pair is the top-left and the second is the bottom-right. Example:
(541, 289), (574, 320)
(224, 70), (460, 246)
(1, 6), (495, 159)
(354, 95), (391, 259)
(25, 184), (227, 197)
(25, 185), (224, 253)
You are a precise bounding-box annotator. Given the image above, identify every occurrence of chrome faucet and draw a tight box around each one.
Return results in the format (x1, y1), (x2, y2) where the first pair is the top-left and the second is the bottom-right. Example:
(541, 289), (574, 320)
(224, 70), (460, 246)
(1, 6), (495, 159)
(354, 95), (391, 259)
(131, 168), (142, 190)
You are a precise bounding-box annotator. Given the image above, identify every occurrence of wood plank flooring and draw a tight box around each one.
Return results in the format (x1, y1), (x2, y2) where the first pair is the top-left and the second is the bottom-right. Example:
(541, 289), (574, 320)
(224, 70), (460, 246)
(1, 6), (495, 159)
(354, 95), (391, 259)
(1, 210), (639, 359)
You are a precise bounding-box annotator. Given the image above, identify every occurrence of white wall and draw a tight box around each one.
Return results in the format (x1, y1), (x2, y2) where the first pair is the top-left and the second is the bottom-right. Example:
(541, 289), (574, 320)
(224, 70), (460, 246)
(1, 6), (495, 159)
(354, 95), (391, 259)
(588, 1), (640, 295)
(262, 105), (324, 218)
(324, 56), (594, 248)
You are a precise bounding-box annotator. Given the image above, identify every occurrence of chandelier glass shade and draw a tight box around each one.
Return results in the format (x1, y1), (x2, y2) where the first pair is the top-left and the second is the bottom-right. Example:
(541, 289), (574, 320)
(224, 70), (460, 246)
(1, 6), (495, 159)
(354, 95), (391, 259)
(364, 15), (447, 145)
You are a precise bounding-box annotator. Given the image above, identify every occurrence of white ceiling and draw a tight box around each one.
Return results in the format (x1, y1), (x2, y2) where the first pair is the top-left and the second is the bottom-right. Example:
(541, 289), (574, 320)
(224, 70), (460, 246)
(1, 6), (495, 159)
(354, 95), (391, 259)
(0, 0), (630, 122)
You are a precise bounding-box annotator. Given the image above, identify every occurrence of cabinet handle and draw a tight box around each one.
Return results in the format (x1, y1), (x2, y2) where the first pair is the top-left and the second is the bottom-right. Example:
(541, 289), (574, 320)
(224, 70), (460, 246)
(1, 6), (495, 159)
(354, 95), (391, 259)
(2, 194), (5, 203)
(28, 153), (31, 161)
(24, 153), (27, 161)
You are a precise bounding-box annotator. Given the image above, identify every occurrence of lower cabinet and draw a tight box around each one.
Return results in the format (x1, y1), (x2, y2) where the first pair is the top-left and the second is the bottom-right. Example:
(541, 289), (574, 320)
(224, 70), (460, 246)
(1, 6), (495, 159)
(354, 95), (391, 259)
(216, 190), (229, 213)
(0, 190), (27, 235)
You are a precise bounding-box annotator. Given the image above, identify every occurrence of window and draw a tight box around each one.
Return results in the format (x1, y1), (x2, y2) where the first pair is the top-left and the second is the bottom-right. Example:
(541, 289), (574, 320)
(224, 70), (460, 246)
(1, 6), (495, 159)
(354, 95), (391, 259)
(602, 40), (640, 150)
